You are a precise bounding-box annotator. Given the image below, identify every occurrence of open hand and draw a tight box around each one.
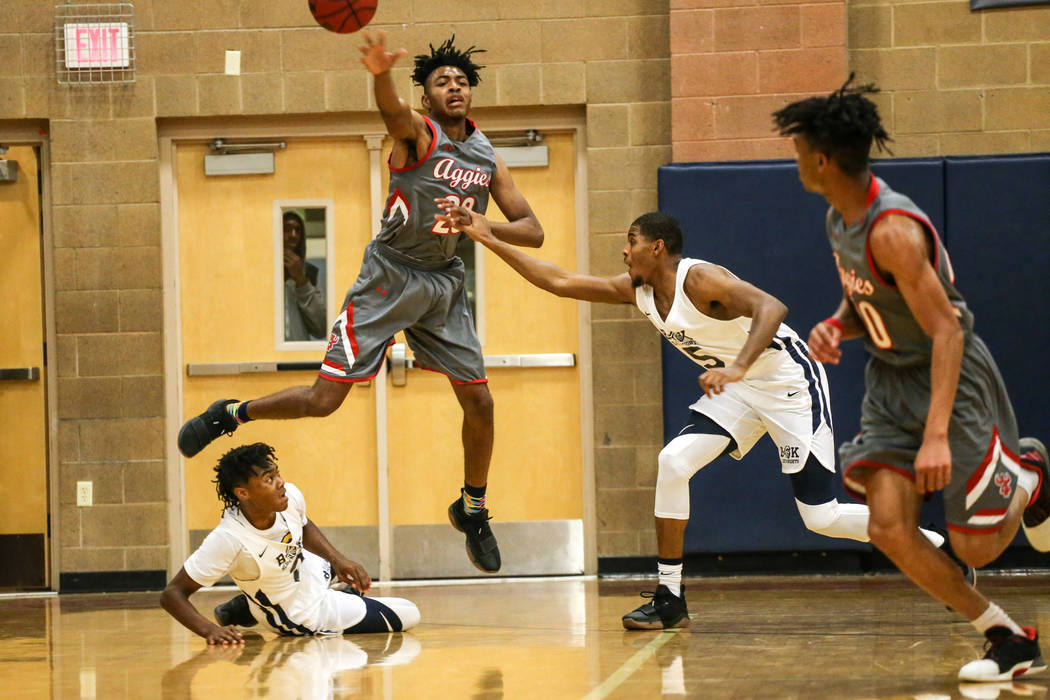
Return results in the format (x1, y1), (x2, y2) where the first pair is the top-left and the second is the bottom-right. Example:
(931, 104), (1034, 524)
(699, 365), (745, 397)
(204, 624), (245, 646)
(358, 30), (407, 75)
(435, 198), (492, 242)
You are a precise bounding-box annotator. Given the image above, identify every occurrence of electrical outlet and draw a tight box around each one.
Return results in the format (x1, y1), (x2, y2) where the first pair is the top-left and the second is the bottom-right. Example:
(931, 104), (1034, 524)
(76, 481), (93, 507)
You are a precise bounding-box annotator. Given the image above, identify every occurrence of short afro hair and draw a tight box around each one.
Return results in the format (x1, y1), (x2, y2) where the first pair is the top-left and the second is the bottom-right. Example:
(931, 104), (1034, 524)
(412, 35), (485, 87)
(213, 443), (277, 512)
(772, 74), (893, 176)
(632, 212), (683, 257)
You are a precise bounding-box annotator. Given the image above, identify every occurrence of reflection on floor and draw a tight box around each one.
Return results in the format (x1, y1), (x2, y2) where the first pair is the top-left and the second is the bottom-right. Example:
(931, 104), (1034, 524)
(1, 574), (1049, 699)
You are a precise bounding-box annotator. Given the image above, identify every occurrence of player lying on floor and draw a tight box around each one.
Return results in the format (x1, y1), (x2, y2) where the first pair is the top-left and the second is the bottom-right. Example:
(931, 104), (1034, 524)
(160, 443), (419, 643)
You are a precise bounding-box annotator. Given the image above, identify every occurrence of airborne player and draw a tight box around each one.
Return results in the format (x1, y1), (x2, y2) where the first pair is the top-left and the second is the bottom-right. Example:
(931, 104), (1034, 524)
(178, 33), (546, 574)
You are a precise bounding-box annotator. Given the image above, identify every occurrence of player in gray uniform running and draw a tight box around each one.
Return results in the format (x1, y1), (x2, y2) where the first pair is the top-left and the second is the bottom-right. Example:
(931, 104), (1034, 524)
(438, 204), (946, 631)
(774, 77), (1050, 682)
(177, 32), (545, 574)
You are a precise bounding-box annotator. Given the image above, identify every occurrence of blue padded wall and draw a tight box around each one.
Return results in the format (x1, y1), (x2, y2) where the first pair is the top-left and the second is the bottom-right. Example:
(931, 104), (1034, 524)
(943, 155), (1050, 443)
(656, 156), (976, 554)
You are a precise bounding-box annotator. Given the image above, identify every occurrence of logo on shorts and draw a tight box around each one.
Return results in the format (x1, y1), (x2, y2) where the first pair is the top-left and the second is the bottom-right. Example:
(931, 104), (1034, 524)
(994, 472), (1012, 498)
(779, 445), (800, 464)
(326, 332), (338, 352)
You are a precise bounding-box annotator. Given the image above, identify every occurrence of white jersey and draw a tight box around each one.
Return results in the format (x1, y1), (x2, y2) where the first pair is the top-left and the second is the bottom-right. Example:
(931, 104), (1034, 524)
(634, 257), (797, 374)
(185, 483), (327, 632)
(636, 258), (835, 473)
(184, 483), (420, 635)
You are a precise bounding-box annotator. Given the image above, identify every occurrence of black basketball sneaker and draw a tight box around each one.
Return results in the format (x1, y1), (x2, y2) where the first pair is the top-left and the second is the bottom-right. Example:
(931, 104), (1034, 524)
(214, 593), (257, 628)
(448, 492), (501, 573)
(959, 626), (1046, 682)
(178, 399), (240, 457)
(622, 585), (690, 630)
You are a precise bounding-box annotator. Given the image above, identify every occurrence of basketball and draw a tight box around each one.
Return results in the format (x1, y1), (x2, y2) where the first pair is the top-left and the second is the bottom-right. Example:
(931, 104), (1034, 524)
(308, 0), (377, 34)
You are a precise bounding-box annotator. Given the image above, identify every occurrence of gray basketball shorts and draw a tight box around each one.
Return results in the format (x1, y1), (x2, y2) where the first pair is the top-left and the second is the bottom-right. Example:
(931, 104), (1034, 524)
(841, 334), (1022, 534)
(318, 241), (486, 384)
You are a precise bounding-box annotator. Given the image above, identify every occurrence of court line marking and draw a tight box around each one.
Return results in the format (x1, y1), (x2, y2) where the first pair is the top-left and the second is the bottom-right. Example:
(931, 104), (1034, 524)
(581, 629), (679, 700)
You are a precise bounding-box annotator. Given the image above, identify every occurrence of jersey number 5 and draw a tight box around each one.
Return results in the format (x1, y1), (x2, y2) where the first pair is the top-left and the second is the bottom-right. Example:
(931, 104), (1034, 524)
(431, 194), (477, 235)
(683, 346), (726, 369)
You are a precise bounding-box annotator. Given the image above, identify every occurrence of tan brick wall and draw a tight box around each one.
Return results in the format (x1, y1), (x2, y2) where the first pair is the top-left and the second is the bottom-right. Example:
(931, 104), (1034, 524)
(671, 0), (848, 161)
(848, 1), (1050, 156)
(5, 1), (671, 575)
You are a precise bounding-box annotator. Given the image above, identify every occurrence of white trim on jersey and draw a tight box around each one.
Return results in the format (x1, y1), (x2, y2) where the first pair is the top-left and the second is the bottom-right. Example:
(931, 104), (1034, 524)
(965, 432), (1020, 512)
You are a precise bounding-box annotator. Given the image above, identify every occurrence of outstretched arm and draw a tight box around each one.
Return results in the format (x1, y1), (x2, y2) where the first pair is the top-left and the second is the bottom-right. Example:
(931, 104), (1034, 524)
(160, 568), (245, 645)
(302, 519), (372, 593)
(437, 204), (633, 304)
(682, 264), (788, 397)
(358, 30), (431, 167)
(485, 154), (544, 248)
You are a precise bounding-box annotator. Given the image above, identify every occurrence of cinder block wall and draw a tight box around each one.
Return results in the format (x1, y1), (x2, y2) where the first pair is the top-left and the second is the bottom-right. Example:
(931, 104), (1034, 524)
(670, 0), (848, 161)
(671, 0), (1050, 162)
(4, 0), (671, 579)
(848, 0), (1050, 156)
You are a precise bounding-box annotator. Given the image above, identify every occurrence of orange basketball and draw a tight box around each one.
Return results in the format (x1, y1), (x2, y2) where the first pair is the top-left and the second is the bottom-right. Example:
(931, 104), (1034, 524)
(308, 0), (377, 34)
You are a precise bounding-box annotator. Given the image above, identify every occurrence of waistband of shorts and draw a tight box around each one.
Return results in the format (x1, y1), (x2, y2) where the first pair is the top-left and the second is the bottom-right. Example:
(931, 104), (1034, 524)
(372, 241), (458, 271)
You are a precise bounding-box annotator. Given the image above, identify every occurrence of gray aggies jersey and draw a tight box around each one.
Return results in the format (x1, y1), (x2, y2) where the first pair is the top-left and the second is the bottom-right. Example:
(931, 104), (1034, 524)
(377, 116), (496, 266)
(827, 176), (973, 367)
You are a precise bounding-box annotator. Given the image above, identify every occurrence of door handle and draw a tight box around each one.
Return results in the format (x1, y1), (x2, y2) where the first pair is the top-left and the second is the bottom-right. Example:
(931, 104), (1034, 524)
(0, 367), (39, 380)
(385, 343), (575, 387)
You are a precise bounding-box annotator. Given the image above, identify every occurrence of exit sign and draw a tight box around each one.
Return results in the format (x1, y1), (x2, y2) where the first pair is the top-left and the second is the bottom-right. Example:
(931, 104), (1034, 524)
(62, 23), (130, 68)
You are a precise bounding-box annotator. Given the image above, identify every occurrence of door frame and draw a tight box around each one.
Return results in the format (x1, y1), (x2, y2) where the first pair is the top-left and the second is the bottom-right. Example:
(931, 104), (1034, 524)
(0, 121), (58, 588)
(159, 106), (595, 576)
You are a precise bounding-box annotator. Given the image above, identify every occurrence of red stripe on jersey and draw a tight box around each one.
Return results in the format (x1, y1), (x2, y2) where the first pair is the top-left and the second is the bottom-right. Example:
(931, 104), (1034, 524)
(965, 427), (1000, 496)
(865, 208), (941, 289)
(864, 175), (880, 207)
(385, 187), (409, 220)
(388, 117), (438, 173)
(415, 363), (488, 385)
(947, 522), (1004, 535)
(973, 508), (1008, 517)
(842, 459), (915, 502)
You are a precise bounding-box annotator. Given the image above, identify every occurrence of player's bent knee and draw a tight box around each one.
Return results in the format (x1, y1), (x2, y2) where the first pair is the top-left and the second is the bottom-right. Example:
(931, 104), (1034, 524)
(949, 535), (1002, 569)
(456, 384), (494, 421)
(866, 518), (911, 553)
(344, 596), (420, 634)
(308, 381), (350, 417)
(796, 499), (839, 534)
(654, 433), (732, 519)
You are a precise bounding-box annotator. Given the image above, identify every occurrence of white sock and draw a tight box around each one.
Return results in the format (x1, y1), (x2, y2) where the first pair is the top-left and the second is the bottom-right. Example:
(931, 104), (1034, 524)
(657, 561), (683, 598)
(971, 602), (1024, 636)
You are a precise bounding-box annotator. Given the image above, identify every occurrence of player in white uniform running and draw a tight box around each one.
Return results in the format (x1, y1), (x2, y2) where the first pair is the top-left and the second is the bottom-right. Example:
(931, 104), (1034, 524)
(160, 443), (419, 643)
(438, 205), (946, 629)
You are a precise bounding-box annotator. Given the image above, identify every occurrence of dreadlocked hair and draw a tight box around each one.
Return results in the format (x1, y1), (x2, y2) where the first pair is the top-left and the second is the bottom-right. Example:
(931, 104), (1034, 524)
(772, 74), (893, 176)
(213, 442), (277, 512)
(412, 35), (485, 87)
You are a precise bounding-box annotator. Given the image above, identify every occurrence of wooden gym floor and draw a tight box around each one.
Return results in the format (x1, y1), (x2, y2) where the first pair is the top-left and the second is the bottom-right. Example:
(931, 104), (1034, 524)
(1, 573), (1048, 699)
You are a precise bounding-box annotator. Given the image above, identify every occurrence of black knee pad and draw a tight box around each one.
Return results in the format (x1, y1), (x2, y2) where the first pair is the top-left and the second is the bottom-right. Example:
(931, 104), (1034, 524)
(789, 453), (838, 506)
(343, 595), (404, 634)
